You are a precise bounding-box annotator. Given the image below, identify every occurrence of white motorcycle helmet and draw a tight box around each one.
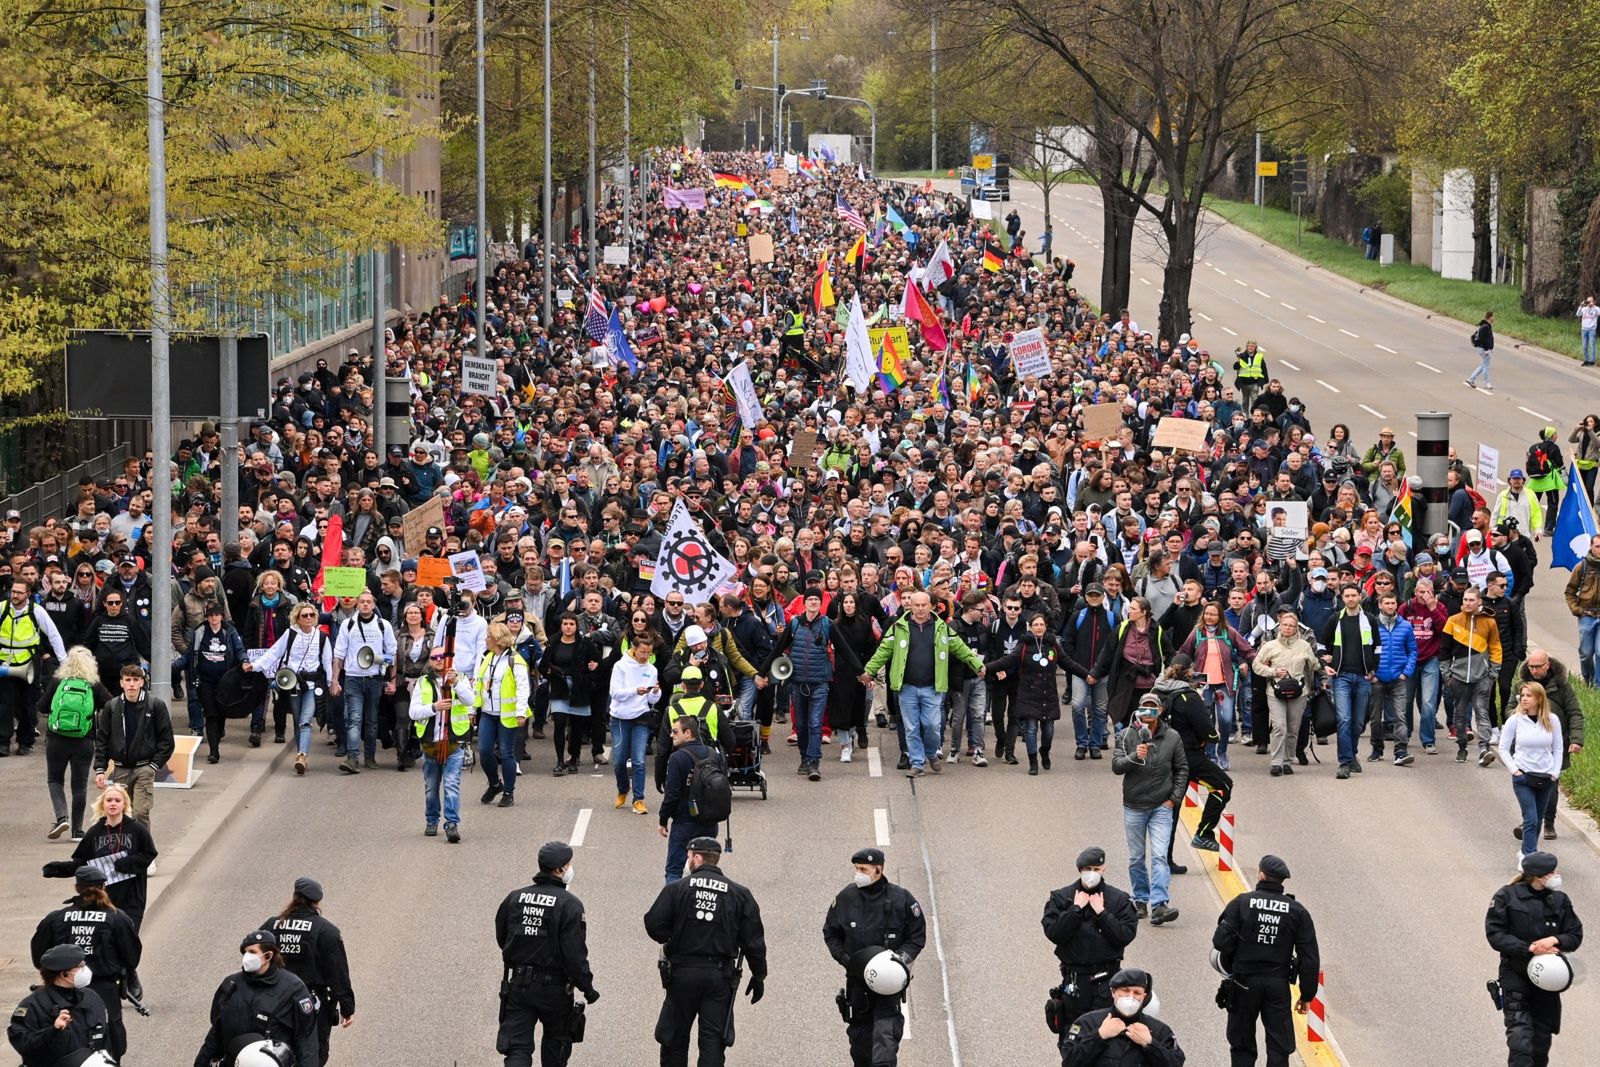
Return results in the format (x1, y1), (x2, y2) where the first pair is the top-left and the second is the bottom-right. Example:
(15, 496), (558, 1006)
(57, 1051), (117, 1067)
(862, 949), (910, 996)
(1527, 954), (1574, 993)
(233, 1039), (295, 1067)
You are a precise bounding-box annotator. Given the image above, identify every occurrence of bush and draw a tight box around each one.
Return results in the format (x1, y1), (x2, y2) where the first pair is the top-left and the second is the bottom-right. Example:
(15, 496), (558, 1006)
(1355, 166), (1412, 252)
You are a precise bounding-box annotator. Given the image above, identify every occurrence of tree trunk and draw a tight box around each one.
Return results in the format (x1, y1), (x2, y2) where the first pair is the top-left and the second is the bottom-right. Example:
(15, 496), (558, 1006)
(1157, 199), (1199, 341)
(1471, 173), (1492, 284)
(1100, 182), (1135, 314)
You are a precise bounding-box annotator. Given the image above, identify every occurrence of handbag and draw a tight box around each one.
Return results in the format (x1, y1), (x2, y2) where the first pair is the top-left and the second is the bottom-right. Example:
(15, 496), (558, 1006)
(1520, 771), (1555, 789)
(1310, 688), (1337, 739)
(1272, 674), (1304, 701)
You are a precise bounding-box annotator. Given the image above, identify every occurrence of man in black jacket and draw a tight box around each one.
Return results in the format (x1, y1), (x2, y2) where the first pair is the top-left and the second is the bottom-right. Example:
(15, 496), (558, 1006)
(92, 664), (174, 828)
(1057, 967), (1186, 1066)
(494, 842), (598, 1067)
(262, 878), (356, 1067)
(1043, 846), (1139, 1036)
(658, 716), (721, 885)
(1212, 855), (1319, 1067)
(823, 846), (927, 1067)
(1062, 585), (1117, 761)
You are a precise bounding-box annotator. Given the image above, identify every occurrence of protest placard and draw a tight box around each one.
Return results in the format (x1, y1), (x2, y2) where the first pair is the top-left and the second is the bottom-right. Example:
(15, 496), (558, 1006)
(402, 496), (446, 556)
(1151, 417), (1211, 452)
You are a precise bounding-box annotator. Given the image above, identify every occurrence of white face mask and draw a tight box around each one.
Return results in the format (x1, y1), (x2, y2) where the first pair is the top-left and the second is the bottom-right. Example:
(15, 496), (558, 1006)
(1079, 870), (1103, 889)
(241, 952), (265, 974)
(72, 966), (93, 989)
(1311, 579), (1327, 592)
(562, 866), (575, 886)
(1545, 874), (1563, 891)
(853, 872), (874, 889)
(1114, 995), (1143, 1017)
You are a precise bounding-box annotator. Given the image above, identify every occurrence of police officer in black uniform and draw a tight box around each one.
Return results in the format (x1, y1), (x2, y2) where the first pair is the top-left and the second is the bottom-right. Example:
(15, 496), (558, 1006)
(194, 929), (319, 1067)
(1058, 968), (1186, 1066)
(7, 944), (110, 1067)
(1211, 854), (1319, 1067)
(1485, 851), (1584, 1067)
(260, 878), (354, 1066)
(1042, 846), (1139, 1041)
(30, 866), (140, 1061)
(494, 841), (599, 1067)
(644, 836), (768, 1067)
(822, 846), (927, 1067)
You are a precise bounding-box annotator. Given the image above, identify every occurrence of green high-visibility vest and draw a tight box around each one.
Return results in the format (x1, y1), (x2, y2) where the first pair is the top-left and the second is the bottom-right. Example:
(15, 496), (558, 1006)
(1236, 352), (1266, 381)
(414, 676), (472, 738)
(475, 651), (525, 727)
(786, 311), (805, 337)
(0, 608), (39, 665)
(667, 693), (722, 744)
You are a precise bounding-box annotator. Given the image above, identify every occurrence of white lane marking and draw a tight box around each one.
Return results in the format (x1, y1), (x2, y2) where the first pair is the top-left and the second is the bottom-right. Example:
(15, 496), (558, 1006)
(1316, 379), (1341, 393)
(1279, 360), (1300, 371)
(1280, 302), (1297, 311)
(1253, 288), (1271, 298)
(1416, 361), (1440, 373)
(1520, 405), (1551, 420)
(1213, 267), (1227, 275)
(1408, 430), (1418, 437)
(1307, 314), (1326, 324)
(1374, 344), (1397, 354)
(875, 807), (891, 847)
(1233, 278), (1248, 287)
(571, 808), (592, 847)
(1139, 277), (1152, 286)
(1338, 328), (1360, 338)
(914, 804), (963, 1067)
(903, 996), (913, 1042)
(868, 746), (883, 778)
(1359, 403), (1386, 419)
(1195, 312), (1213, 322)
(1221, 326), (1238, 336)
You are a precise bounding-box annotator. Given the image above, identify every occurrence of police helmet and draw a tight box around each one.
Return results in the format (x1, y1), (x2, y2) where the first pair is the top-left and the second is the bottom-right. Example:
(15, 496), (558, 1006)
(1209, 949), (1229, 976)
(1527, 954), (1574, 993)
(55, 1051), (118, 1067)
(232, 1039), (295, 1067)
(862, 949), (909, 996)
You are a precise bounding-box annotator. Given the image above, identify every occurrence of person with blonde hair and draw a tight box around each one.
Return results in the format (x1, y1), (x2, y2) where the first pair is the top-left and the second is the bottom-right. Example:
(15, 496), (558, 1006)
(35, 646), (113, 840)
(1499, 681), (1566, 857)
(43, 782), (157, 930)
(474, 620), (530, 808)
(245, 601), (331, 775)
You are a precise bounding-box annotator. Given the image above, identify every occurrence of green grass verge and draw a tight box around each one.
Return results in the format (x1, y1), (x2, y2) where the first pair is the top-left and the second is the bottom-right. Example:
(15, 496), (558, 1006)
(1565, 683), (1600, 820)
(1205, 197), (1584, 362)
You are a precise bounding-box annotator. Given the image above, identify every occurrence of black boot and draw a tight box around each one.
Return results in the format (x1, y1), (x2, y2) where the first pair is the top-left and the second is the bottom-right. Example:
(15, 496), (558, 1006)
(1040, 747), (1052, 770)
(1028, 754), (1039, 776)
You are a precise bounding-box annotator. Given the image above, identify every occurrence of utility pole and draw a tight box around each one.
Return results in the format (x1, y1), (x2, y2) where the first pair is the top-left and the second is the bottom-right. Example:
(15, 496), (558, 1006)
(219, 335), (238, 542)
(623, 3), (632, 246)
(542, 0), (552, 326)
(146, 0), (173, 705)
(1253, 131), (1263, 209)
(475, 0), (487, 365)
(587, 12), (597, 275)
(372, 143), (386, 460)
(930, 15), (938, 171)
(771, 25), (779, 152)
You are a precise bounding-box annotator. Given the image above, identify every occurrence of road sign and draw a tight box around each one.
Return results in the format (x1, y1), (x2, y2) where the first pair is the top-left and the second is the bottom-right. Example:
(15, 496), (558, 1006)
(971, 154), (993, 171)
(1291, 155), (1309, 196)
(1256, 161), (1278, 177)
(66, 331), (270, 419)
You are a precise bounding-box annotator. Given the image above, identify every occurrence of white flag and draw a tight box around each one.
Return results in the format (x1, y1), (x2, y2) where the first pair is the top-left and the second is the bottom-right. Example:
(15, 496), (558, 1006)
(725, 362), (763, 429)
(650, 500), (736, 606)
(844, 295), (876, 393)
(923, 239), (955, 291)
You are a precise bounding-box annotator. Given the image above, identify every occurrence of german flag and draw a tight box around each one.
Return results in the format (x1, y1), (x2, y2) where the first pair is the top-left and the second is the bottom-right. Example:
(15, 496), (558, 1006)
(811, 252), (836, 314)
(845, 231), (866, 267)
(711, 171), (752, 191)
(982, 247), (1004, 272)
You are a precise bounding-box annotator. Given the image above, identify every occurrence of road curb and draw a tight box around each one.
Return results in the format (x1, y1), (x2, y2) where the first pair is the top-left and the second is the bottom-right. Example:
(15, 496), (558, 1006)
(142, 737), (296, 922)
(1555, 789), (1600, 860)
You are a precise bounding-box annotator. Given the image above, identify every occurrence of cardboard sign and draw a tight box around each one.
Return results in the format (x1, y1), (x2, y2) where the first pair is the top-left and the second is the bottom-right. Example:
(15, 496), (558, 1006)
(748, 233), (775, 263)
(1009, 327), (1051, 379)
(1151, 417), (1211, 453)
(1080, 402), (1125, 441)
(460, 354), (498, 397)
(768, 167), (789, 187)
(556, 288), (573, 306)
(321, 566), (368, 598)
(415, 556), (453, 588)
(788, 429), (823, 470)
(603, 244), (630, 266)
(155, 734), (202, 789)
(402, 496), (446, 556)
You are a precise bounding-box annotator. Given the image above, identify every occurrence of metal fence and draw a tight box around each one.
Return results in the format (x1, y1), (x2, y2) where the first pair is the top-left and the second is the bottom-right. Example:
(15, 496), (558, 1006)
(0, 442), (132, 528)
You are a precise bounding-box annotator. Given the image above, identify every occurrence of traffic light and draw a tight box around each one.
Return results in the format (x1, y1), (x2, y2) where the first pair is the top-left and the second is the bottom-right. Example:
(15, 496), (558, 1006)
(778, 83), (787, 96)
(734, 78), (743, 91)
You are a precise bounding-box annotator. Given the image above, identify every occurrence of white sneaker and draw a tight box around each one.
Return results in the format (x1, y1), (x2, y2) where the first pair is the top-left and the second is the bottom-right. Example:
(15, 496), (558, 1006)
(946, 751), (959, 764)
(1489, 727), (1501, 745)
(840, 744), (853, 763)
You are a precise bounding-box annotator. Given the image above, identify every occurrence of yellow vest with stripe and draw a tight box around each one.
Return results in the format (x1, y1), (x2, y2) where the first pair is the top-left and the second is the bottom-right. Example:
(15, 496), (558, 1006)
(0, 607), (40, 666)
(785, 310), (805, 337)
(474, 651), (525, 727)
(1236, 351), (1266, 381)
(414, 675), (473, 739)
(666, 692), (722, 744)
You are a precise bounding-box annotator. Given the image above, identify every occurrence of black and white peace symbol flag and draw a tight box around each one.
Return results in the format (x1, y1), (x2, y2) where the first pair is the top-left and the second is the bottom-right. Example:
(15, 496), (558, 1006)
(650, 499), (736, 605)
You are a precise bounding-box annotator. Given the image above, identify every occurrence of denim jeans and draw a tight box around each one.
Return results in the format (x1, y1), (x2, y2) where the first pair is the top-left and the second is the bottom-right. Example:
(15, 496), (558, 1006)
(1330, 673), (1370, 766)
(478, 715), (520, 796)
(1123, 804), (1174, 906)
(1583, 326), (1597, 365)
(1578, 616), (1600, 686)
(293, 690), (318, 755)
(1410, 659), (1440, 747)
(1513, 774), (1558, 855)
(790, 681), (830, 763)
(1467, 347), (1492, 387)
(1371, 677), (1411, 756)
(342, 675), (384, 759)
(665, 818), (719, 884)
(898, 684), (944, 769)
(736, 676), (758, 721)
(1203, 686), (1235, 760)
(948, 679), (987, 754)
(1020, 718), (1055, 757)
(1071, 676), (1109, 749)
(610, 716), (651, 800)
(1449, 674), (1495, 751)
(423, 746), (463, 827)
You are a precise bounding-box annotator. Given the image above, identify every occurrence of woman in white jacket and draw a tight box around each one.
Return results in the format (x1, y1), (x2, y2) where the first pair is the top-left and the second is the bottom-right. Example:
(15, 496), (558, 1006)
(1499, 681), (1564, 858)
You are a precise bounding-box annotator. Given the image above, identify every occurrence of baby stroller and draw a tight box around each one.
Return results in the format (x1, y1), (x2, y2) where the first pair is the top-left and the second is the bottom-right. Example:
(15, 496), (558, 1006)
(723, 717), (768, 800)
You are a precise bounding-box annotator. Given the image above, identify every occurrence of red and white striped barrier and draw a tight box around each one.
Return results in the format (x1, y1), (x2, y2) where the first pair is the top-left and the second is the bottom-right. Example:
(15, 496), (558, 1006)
(1184, 778), (1200, 808)
(1306, 970), (1328, 1042)
(1216, 812), (1236, 873)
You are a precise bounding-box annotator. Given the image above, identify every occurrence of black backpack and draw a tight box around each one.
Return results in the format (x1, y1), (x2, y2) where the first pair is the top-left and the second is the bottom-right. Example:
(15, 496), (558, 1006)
(688, 747), (733, 824)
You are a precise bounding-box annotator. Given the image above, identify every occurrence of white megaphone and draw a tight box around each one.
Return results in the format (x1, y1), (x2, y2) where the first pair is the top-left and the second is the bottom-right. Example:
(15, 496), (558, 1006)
(768, 655), (794, 682)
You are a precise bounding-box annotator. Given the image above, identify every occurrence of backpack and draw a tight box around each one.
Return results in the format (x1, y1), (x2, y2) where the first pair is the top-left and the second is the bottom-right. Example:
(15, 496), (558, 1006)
(1526, 442), (1556, 479)
(49, 678), (95, 738)
(687, 747), (733, 824)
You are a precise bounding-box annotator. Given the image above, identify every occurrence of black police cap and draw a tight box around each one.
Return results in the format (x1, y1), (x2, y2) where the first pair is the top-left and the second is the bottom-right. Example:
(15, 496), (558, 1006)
(241, 929), (278, 952)
(1521, 851), (1558, 877)
(293, 877), (324, 902)
(538, 841), (575, 871)
(1075, 846), (1106, 869)
(1110, 967), (1153, 992)
(74, 865), (107, 886)
(40, 944), (87, 971)
(687, 837), (723, 856)
(851, 847), (885, 867)
(1258, 854), (1291, 881)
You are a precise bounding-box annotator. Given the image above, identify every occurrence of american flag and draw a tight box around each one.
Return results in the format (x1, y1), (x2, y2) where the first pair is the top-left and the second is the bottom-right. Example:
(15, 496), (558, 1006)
(835, 196), (867, 232)
(584, 287), (609, 342)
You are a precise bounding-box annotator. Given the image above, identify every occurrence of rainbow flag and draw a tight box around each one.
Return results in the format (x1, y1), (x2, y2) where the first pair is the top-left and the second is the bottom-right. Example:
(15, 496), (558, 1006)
(1389, 479), (1413, 549)
(982, 247), (1004, 272)
(711, 171), (751, 191)
(935, 370), (950, 407)
(876, 331), (907, 393)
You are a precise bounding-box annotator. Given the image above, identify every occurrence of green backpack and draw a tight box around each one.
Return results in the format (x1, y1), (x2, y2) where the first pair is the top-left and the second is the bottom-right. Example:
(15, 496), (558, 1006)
(49, 678), (95, 738)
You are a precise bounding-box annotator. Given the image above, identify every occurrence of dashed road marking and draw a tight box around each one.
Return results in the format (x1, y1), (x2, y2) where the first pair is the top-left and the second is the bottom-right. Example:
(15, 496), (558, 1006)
(1279, 360), (1300, 371)
(875, 807), (891, 847)
(1221, 326), (1238, 336)
(1316, 379), (1341, 393)
(868, 746), (882, 778)
(1213, 267), (1227, 275)
(1280, 302), (1297, 311)
(571, 808), (592, 847)
(1195, 312), (1213, 322)
(1338, 328), (1360, 338)
(1416, 361), (1440, 373)
(1359, 403), (1385, 419)
(1375, 344), (1397, 354)
(1233, 278), (1248, 287)
(1520, 406), (1551, 420)
(1253, 288), (1271, 298)
(1307, 314), (1326, 324)
(1139, 277), (1152, 286)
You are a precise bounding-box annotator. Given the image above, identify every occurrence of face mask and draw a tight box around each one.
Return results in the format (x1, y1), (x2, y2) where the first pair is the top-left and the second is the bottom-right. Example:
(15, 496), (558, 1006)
(1114, 995), (1143, 1017)
(1079, 870), (1102, 889)
(1289, 404), (1301, 413)
(1311, 580), (1326, 592)
(853, 872), (874, 889)
(73, 966), (93, 989)
(1544, 874), (1563, 891)
(562, 866), (575, 886)
(241, 953), (265, 974)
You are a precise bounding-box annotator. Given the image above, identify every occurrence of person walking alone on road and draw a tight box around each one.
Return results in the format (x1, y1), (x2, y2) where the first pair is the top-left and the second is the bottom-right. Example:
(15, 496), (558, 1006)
(1467, 309), (1496, 392)
(1112, 694), (1186, 926)
(1484, 851), (1583, 1067)
(1499, 682), (1565, 858)
(1576, 295), (1598, 366)
(1212, 854), (1320, 1067)
(1043, 846), (1140, 1041)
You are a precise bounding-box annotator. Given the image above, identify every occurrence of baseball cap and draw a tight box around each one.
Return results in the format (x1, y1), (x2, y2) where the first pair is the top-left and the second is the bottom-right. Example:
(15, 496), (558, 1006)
(1465, 529), (1483, 544)
(1509, 468), (1525, 480)
(1309, 567), (1329, 578)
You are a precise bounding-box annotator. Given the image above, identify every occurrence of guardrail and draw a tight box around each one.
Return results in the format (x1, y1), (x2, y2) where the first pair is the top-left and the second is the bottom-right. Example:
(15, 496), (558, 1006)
(0, 442), (131, 527)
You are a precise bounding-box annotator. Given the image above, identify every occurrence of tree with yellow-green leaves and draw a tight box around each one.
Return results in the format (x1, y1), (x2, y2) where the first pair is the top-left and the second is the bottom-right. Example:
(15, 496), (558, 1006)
(0, 0), (441, 435)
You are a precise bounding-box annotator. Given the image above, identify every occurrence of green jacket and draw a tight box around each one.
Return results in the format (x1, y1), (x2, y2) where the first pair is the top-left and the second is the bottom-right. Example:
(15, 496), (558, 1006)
(864, 614), (985, 694)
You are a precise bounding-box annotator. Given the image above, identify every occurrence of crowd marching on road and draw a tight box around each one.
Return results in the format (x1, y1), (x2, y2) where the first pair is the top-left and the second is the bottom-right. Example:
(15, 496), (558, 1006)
(3, 144), (1595, 1067)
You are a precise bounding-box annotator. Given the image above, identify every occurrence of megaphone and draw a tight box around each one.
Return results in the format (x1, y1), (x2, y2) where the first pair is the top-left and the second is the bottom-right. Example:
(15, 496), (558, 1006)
(0, 661), (34, 684)
(768, 656), (793, 682)
(356, 646), (378, 670)
(274, 667), (300, 692)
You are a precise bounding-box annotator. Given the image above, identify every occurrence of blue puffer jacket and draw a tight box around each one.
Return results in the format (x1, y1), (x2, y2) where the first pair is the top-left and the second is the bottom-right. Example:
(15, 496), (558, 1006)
(1374, 613), (1417, 682)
